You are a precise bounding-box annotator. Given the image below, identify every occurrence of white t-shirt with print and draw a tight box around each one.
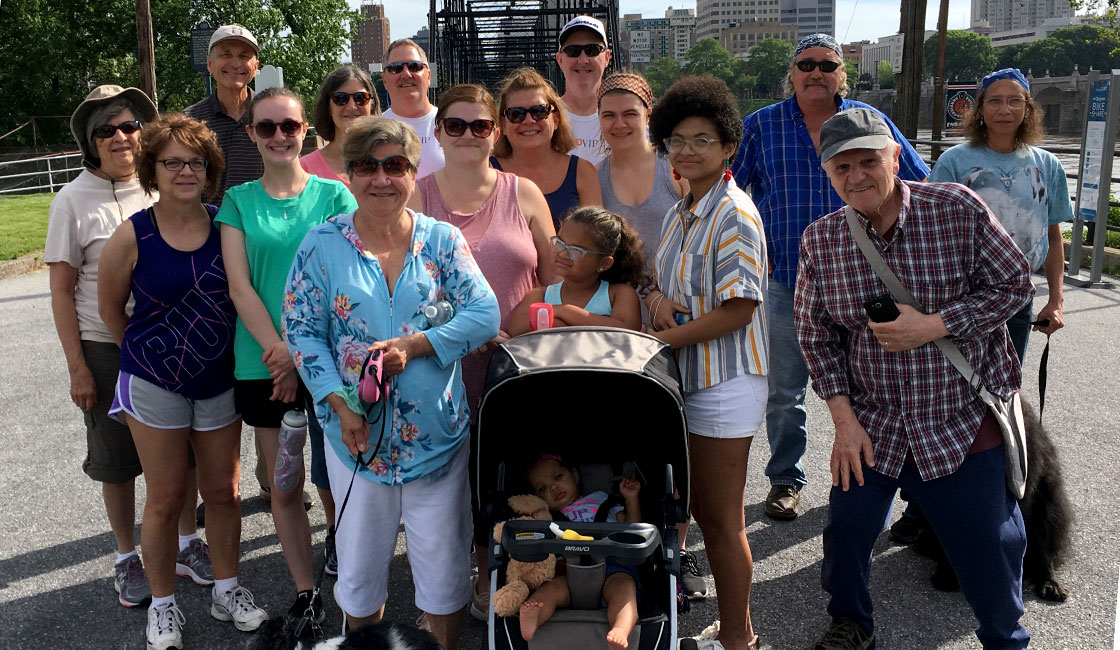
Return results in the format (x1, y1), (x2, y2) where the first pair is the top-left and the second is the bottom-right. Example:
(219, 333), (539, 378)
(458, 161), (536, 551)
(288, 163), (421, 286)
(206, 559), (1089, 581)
(383, 106), (445, 179)
(566, 110), (605, 166)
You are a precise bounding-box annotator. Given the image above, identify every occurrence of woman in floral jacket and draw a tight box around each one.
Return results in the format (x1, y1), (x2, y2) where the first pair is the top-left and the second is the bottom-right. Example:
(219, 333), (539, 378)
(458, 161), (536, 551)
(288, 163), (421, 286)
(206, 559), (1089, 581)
(282, 116), (499, 650)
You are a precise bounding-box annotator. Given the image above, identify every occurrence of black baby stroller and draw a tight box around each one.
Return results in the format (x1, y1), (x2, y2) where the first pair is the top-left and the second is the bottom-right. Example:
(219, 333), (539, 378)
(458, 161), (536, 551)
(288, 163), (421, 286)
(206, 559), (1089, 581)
(476, 327), (689, 650)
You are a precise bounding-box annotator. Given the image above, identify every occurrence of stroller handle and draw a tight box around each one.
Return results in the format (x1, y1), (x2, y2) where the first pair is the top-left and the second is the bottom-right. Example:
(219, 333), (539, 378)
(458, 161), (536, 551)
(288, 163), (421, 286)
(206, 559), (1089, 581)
(501, 520), (662, 566)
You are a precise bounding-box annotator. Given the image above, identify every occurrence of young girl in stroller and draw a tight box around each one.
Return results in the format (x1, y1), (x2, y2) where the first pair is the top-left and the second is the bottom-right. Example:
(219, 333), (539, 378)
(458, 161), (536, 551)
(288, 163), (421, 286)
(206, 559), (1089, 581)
(521, 456), (642, 650)
(508, 206), (645, 334)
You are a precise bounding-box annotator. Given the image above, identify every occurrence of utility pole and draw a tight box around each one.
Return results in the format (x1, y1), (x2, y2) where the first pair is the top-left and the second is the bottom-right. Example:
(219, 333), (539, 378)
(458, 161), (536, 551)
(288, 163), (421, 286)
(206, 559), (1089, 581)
(892, 1), (925, 139)
(136, 0), (158, 108)
(930, 0), (951, 160)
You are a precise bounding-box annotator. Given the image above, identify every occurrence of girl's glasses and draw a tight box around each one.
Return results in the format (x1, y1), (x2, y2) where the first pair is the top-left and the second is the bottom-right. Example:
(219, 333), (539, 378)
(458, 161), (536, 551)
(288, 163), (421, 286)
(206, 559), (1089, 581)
(663, 136), (722, 154)
(92, 121), (142, 139)
(250, 119), (304, 138)
(503, 104), (554, 123)
(157, 158), (208, 172)
(440, 118), (496, 138)
(549, 235), (608, 263)
(330, 91), (372, 107)
(349, 154), (413, 177)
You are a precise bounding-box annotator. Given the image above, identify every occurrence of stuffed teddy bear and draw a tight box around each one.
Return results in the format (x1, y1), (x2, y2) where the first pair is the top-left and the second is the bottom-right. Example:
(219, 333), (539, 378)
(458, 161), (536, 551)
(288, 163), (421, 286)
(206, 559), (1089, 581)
(490, 494), (558, 618)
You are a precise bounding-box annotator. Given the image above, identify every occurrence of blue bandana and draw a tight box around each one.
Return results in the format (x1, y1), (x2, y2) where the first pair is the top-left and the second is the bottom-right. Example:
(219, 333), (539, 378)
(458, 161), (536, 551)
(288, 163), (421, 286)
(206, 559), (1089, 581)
(794, 33), (841, 57)
(981, 68), (1030, 94)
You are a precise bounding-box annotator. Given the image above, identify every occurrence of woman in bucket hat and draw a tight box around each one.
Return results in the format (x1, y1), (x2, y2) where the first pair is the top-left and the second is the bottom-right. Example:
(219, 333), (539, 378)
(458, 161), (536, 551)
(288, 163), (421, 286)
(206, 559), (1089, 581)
(45, 85), (208, 613)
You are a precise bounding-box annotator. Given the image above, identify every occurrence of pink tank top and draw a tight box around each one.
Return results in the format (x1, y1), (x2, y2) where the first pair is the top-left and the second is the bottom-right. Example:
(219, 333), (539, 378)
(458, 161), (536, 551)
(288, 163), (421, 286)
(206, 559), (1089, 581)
(417, 171), (538, 413)
(299, 149), (349, 188)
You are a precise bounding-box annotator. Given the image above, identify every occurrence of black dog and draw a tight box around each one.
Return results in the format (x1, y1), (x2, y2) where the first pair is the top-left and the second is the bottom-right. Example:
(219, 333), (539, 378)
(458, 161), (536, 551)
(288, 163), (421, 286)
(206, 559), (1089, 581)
(247, 616), (444, 650)
(914, 401), (1073, 601)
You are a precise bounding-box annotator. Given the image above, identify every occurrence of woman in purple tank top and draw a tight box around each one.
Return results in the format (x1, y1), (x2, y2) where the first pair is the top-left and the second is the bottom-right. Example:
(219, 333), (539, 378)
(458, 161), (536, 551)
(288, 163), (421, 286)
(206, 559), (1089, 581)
(99, 115), (266, 644)
(407, 83), (556, 622)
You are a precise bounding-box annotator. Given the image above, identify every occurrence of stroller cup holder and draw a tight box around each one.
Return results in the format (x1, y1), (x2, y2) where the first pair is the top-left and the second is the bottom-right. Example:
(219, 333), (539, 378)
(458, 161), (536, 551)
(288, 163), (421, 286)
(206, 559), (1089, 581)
(501, 520), (661, 565)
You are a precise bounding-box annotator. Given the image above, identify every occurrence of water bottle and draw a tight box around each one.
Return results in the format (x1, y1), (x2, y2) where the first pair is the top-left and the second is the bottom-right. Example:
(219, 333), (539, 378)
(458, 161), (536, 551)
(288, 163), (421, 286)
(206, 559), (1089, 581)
(424, 300), (454, 327)
(274, 410), (307, 493)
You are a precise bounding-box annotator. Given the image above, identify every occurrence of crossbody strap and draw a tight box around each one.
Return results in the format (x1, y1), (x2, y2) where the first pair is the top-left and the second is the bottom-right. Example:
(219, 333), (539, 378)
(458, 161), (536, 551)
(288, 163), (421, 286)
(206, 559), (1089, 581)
(843, 206), (1002, 410)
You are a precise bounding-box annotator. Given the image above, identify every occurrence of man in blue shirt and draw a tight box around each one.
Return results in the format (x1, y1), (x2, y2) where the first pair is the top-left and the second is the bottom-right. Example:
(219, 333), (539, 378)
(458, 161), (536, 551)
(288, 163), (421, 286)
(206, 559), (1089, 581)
(732, 33), (929, 520)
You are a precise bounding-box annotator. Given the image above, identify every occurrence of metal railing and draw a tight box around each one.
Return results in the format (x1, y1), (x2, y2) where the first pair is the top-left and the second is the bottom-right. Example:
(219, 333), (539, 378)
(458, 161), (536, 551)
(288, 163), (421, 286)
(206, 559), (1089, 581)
(0, 152), (83, 195)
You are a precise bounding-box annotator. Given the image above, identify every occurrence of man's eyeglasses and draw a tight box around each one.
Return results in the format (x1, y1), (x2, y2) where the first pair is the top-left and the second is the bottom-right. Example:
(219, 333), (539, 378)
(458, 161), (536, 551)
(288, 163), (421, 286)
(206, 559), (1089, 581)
(794, 59), (842, 73)
(560, 43), (606, 58)
(331, 91), (373, 107)
(984, 97), (1026, 110)
(440, 118), (496, 138)
(92, 120), (142, 139)
(157, 158), (208, 172)
(384, 60), (427, 75)
(349, 154), (413, 177)
(663, 136), (722, 154)
(250, 119), (304, 138)
(503, 104), (554, 124)
(549, 235), (608, 263)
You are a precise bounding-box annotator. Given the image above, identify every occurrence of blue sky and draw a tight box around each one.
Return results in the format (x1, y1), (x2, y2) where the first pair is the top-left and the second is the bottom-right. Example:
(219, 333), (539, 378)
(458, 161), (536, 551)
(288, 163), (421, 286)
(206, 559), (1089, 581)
(360, 1), (975, 46)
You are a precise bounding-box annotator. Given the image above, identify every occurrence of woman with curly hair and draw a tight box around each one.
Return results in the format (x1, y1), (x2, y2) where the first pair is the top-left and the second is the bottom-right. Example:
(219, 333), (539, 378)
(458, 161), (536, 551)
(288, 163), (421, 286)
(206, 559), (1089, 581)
(929, 67), (1068, 361)
(647, 75), (767, 650)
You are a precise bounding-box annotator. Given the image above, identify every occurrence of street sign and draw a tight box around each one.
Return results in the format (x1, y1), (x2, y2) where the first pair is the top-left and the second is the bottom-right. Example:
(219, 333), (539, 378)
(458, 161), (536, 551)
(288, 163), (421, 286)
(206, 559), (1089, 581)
(1067, 70), (1119, 287)
(191, 21), (215, 72)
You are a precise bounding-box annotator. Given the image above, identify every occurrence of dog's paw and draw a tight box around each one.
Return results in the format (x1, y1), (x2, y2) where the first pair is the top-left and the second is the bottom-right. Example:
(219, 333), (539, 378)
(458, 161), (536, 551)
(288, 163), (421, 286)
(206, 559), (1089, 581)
(930, 566), (960, 592)
(1037, 579), (1070, 602)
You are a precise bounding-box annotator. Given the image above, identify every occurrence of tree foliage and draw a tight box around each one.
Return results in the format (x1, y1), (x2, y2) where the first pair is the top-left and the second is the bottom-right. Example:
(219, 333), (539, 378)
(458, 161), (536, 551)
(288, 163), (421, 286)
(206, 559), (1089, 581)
(845, 59), (859, 95)
(645, 57), (682, 98)
(747, 38), (794, 98)
(876, 61), (894, 89)
(922, 30), (998, 83)
(684, 38), (737, 81)
(1006, 25), (1120, 78)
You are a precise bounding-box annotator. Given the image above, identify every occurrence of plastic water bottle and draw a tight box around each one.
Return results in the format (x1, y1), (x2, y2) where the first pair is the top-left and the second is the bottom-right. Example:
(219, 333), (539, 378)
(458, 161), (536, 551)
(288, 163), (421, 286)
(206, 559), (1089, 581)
(274, 410), (307, 493)
(424, 300), (454, 327)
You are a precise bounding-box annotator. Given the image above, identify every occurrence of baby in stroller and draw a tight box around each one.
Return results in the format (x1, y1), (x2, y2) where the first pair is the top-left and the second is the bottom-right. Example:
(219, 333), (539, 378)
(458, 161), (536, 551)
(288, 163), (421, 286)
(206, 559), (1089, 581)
(520, 455), (643, 650)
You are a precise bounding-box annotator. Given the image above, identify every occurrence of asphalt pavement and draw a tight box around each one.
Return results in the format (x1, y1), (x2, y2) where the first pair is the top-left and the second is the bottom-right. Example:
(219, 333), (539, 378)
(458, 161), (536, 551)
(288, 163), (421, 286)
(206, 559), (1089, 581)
(0, 268), (1116, 650)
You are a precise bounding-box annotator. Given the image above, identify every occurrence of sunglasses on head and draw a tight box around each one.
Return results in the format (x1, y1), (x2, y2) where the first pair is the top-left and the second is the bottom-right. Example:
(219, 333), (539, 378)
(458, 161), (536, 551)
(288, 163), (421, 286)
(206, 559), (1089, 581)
(350, 154), (412, 177)
(795, 59), (842, 73)
(560, 43), (605, 58)
(250, 119), (304, 138)
(385, 60), (427, 75)
(331, 91), (372, 107)
(503, 104), (554, 124)
(440, 117), (495, 138)
(93, 120), (142, 139)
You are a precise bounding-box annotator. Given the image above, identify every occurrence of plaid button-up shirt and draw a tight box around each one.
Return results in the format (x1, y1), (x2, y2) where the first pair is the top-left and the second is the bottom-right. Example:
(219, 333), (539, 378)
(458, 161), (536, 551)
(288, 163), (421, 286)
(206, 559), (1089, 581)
(732, 96), (929, 290)
(794, 181), (1032, 480)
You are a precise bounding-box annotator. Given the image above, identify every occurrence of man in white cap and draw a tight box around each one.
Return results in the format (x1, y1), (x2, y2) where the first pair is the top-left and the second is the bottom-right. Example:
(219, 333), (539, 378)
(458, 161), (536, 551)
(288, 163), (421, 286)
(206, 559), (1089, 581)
(184, 23), (263, 205)
(556, 15), (610, 165)
(382, 38), (444, 178)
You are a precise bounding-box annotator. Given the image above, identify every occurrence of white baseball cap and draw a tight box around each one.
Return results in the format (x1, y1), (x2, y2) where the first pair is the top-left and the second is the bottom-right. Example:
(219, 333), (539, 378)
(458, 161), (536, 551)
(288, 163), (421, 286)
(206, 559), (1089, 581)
(558, 16), (607, 48)
(208, 24), (259, 54)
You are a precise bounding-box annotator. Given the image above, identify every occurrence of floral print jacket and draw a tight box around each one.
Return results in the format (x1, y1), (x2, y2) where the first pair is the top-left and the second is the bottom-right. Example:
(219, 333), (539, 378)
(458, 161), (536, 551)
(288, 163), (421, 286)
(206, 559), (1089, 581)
(283, 211), (499, 485)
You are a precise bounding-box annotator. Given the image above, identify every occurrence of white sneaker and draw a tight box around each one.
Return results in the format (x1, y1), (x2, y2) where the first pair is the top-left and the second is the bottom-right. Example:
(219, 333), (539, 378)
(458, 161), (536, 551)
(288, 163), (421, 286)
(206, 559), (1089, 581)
(210, 585), (267, 631)
(146, 603), (185, 650)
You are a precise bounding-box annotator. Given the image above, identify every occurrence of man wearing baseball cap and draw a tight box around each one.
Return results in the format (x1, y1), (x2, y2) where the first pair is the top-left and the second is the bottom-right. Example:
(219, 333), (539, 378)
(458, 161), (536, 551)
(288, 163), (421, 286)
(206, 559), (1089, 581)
(794, 107), (1032, 650)
(556, 15), (610, 165)
(184, 24), (263, 205)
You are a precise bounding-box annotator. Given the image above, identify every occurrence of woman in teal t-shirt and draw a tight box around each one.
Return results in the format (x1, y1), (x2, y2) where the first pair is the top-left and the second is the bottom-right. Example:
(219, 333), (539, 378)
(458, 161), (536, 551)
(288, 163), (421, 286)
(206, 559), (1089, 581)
(216, 86), (356, 620)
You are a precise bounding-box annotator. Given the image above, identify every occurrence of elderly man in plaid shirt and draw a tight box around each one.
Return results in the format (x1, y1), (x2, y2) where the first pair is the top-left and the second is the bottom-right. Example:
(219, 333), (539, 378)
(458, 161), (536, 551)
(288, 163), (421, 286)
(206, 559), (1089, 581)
(795, 108), (1033, 650)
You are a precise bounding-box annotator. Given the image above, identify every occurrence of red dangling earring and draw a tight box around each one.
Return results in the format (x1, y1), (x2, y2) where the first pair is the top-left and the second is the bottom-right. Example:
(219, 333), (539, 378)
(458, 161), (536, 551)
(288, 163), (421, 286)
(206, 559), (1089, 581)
(672, 168), (681, 181)
(723, 158), (733, 182)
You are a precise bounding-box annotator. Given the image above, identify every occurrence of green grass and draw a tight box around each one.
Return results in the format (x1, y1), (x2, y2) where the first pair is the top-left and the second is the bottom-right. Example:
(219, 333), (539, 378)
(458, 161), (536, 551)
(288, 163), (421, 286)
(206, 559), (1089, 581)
(0, 193), (54, 260)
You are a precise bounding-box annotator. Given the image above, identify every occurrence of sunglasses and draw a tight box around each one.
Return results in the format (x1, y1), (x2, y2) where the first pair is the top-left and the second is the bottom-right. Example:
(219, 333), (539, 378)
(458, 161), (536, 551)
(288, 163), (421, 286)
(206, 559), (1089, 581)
(92, 120), (142, 139)
(384, 60), (427, 75)
(794, 59), (842, 73)
(350, 154), (413, 177)
(250, 119), (304, 138)
(560, 43), (606, 58)
(503, 104), (554, 124)
(157, 158), (208, 172)
(549, 235), (608, 263)
(331, 91), (373, 107)
(440, 117), (495, 138)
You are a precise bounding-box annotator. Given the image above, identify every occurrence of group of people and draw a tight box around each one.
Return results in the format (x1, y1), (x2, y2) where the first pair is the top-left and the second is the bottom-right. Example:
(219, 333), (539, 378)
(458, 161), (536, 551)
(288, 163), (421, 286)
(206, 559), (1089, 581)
(44, 14), (1068, 650)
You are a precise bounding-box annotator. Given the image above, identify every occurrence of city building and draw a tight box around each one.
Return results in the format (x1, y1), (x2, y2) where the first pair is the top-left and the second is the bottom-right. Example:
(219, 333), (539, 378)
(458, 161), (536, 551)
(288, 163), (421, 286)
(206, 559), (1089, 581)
(985, 15), (1086, 47)
(721, 21), (798, 59)
(412, 25), (432, 60)
(841, 40), (870, 70)
(696, 0), (783, 42)
(622, 14), (672, 70)
(779, 0), (835, 41)
(351, 0), (390, 73)
(971, 0), (1072, 33)
(666, 7), (696, 64)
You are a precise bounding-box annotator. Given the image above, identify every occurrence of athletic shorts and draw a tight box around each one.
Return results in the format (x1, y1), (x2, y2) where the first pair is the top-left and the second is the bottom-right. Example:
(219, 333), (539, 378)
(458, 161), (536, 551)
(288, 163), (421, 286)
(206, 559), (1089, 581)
(79, 341), (143, 483)
(234, 378), (311, 429)
(326, 442), (473, 617)
(684, 373), (767, 439)
(110, 371), (239, 431)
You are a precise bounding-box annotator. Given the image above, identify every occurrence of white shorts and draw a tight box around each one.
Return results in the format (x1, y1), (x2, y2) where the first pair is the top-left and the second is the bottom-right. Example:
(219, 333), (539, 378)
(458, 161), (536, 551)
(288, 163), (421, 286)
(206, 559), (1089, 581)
(326, 441), (473, 617)
(684, 373), (768, 439)
(109, 371), (239, 431)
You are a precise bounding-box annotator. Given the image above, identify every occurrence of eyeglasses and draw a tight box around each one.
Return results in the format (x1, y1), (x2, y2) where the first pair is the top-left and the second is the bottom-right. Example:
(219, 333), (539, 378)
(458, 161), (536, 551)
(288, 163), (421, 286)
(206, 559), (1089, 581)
(985, 97), (1026, 110)
(331, 91), (373, 107)
(503, 104), (554, 123)
(250, 119), (305, 138)
(560, 43), (606, 58)
(349, 154), (413, 177)
(440, 117), (496, 138)
(794, 59), (842, 73)
(156, 158), (208, 172)
(549, 235), (608, 263)
(384, 60), (427, 75)
(663, 136), (722, 154)
(92, 120), (142, 139)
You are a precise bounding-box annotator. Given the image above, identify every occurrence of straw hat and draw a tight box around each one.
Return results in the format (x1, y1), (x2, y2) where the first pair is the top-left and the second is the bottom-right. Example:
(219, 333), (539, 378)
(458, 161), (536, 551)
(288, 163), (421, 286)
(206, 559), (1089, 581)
(69, 85), (158, 169)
